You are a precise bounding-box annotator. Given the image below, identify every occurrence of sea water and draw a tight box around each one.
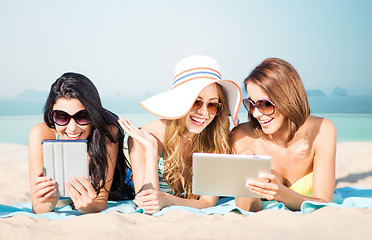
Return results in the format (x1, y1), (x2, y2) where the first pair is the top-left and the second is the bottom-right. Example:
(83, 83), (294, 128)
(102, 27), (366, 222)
(0, 113), (371, 146)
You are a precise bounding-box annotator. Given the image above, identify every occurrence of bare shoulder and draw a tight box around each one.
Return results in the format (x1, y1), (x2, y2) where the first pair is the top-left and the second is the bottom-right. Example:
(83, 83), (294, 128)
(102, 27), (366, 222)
(229, 122), (258, 154)
(306, 115), (337, 143)
(127, 119), (166, 151)
(28, 123), (55, 159)
(307, 115), (336, 134)
(230, 122), (256, 142)
(29, 122), (55, 141)
(141, 119), (167, 140)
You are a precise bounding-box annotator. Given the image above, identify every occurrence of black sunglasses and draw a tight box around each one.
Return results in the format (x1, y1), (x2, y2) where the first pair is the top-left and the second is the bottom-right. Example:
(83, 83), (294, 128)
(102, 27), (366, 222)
(191, 100), (223, 115)
(51, 110), (91, 126)
(242, 98), (275, 116)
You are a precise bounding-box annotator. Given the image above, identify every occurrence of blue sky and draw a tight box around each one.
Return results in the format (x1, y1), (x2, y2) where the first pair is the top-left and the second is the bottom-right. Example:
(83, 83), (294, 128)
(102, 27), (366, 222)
(1, 0), (371, 98)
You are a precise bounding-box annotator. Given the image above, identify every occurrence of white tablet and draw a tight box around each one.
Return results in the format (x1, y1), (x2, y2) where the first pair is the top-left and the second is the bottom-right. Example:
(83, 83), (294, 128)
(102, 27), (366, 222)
(192, 153), (272, 198)
(42, 139), (89, 197)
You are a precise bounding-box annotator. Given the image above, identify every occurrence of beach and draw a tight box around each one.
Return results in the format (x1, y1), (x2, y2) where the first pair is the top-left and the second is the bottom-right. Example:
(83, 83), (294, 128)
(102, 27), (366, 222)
(1, 142), (372, 240)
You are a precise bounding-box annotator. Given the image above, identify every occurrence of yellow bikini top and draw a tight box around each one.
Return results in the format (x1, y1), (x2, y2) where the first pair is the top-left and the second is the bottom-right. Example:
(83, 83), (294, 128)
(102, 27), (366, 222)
(289, 172), (313, 197)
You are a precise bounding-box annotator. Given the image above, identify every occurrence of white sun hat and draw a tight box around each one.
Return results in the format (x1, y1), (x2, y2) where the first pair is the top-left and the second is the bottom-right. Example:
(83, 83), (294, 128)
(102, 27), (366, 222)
(139, 55), (242, 126)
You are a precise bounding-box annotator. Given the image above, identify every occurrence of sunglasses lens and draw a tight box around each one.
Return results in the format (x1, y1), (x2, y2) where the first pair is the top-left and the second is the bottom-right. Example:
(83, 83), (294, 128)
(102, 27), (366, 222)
(243, 98), (275, 115)
(74, 110), (91, 125)
(243, 99), (256, 112)
(257, 100), (274, 115)
(52, 111), (70, 126)
(242, 99), (250, 111)
(191, 100), (203, 111)
(191, 100), (222, 115)
(207, 102), (222, 115)
(248, 99), (256, 112)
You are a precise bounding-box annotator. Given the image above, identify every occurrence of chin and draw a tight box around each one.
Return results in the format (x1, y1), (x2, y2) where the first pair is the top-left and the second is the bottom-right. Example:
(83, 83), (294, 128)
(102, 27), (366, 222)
(185, 123), (208, 135)
(190, 128), (204, 135)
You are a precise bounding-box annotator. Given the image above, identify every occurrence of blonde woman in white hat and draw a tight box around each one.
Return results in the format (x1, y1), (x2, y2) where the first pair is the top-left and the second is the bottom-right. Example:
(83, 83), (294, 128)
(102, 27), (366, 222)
(118, 55), (242, 214)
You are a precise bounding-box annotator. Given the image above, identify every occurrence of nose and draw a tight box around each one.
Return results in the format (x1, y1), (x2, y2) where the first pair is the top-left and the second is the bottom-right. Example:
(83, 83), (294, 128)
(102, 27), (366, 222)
(195, 102), (209, 115)
(251, 106), (262, 119)
(66, 119), (80, 131)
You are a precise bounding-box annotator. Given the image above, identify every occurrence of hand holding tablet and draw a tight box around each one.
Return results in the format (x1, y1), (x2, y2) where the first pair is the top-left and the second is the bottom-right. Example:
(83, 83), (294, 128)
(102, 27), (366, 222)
(42, 140), (89, 197)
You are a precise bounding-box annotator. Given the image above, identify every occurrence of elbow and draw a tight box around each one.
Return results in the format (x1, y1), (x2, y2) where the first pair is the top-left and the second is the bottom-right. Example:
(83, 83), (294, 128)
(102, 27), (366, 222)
(235, 197), (261, 212)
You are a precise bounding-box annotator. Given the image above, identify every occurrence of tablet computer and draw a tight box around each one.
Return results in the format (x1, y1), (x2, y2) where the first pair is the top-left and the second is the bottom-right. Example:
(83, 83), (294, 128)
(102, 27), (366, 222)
(192, 153), (272, 198)
(42, 139), (89, 197)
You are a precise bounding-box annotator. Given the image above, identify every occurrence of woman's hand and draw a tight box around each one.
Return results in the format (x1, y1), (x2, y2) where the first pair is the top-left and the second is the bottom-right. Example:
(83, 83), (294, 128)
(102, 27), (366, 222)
(245, 172), (284, 201)
(133, 189), (171, 215)
(65, 176), (98, 213)
(32, 172), (59, 208)
(118, 117), (158, 154)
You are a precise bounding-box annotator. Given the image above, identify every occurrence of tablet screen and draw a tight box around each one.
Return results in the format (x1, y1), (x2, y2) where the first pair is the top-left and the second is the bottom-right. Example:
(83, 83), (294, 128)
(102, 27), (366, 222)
(192, 153), (271, 198)
(42, 139), (89, 197)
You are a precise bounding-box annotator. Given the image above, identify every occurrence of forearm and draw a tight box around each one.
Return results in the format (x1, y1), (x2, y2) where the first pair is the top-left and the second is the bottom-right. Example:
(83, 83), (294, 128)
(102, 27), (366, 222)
(142, 151), (160, 190)
(32, 200), (57, 214)
(235, 197), (261, 212)
(77, 198), (108, 214)
(276, 188), (329, 211)
(166, 194), (218, 209)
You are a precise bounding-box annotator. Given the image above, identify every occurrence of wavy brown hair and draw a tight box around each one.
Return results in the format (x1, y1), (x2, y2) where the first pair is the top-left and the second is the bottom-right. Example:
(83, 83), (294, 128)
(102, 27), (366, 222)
(244, 58), (310, 142)
(163, 83), (231, 199)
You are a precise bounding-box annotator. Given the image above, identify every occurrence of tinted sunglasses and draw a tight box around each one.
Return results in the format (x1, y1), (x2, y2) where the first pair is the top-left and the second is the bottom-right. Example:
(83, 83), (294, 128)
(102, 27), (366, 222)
(242, 98), (275, 116)
(51, 110), (91, 126)
(191, 100), (223, 115)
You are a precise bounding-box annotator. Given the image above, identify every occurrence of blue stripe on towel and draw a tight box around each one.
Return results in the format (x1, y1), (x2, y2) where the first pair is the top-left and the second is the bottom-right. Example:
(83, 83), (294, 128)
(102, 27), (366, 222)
(1, 187), (372, 218)
(0, 201), (143, 219)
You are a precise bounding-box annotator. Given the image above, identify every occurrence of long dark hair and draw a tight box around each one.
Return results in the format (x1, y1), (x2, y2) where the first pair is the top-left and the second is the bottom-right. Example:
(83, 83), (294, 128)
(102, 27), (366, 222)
(44, 72), (134, 200)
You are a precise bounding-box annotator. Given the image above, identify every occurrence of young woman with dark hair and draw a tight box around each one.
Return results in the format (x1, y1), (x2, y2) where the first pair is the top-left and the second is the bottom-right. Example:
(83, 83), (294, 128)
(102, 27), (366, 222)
(28, 72), (134, 214)
(230, 58), (336, 211)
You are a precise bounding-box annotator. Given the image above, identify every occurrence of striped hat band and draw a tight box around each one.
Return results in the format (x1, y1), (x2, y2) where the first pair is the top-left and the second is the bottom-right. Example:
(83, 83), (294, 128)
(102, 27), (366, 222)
(172, 67), (222, 89)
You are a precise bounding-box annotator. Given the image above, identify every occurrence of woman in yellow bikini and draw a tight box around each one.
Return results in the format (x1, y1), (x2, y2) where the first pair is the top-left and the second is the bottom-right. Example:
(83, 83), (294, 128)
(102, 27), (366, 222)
(230, 58), (336, 211)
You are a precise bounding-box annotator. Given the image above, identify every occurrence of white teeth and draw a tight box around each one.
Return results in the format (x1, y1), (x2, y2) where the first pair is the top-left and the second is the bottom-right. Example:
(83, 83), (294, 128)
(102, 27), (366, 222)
(66, 133), (80, 138)
(190, 116), (206, 123)
(260, 119), (272, 124)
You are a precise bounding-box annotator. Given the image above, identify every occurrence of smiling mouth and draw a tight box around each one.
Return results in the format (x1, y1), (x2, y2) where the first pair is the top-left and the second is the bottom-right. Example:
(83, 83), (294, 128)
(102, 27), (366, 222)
(259, 118), (273, 126)
(65, 132), (82, 139)
(190, 116), (207, 125)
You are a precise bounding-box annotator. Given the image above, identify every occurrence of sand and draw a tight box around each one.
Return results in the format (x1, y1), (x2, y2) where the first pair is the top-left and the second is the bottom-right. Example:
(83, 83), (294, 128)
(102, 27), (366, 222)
(0, 142), (371, 240)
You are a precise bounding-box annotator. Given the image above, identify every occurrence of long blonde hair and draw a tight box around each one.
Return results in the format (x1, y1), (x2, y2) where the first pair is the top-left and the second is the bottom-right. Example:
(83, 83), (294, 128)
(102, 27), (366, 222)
(163, 83), (231, 199)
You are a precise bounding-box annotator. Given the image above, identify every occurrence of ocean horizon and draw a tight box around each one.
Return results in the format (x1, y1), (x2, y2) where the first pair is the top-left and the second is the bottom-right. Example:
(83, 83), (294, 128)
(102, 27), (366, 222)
(1, 113), (371, 146)
(1, 94), (372, 145)
(1, 95), (372, 116)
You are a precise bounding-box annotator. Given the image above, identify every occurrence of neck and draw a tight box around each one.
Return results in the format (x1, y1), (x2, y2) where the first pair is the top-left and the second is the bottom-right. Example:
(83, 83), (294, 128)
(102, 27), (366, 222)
(270, 122), (291, 147)
(181, 129), (195, 140)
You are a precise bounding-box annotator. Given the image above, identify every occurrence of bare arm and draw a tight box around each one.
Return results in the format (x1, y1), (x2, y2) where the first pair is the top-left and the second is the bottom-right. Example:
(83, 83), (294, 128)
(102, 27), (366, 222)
(229, 125), (262, 212)
(118, 117), (160, 193)
(28, 123), (58, 213)
(119, 118), (218, 214)
(245, 118), (337, 210)
(273, 118), (337, 209)
(312, 118), (337, 201)
(134, 189), (218, 214)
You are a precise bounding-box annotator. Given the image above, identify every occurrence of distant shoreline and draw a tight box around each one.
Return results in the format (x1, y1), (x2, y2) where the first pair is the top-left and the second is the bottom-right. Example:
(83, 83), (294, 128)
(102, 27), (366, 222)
(1, 95), (372, 116)
(1, 113), (372, 145)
